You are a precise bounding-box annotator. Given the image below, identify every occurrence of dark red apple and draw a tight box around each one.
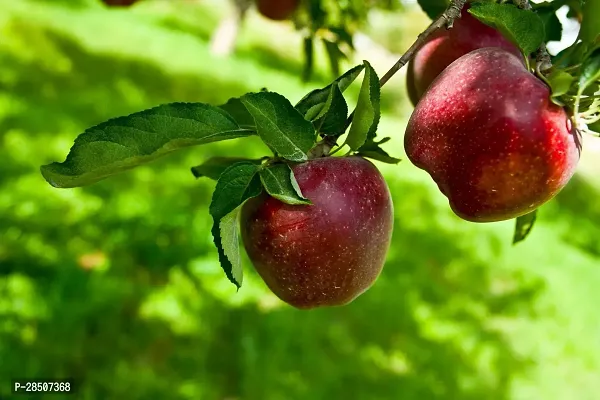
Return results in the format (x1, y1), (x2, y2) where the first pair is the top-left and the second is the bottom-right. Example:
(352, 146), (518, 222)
(405, 47), (580, 222)
(101, 0), (139, 6)
(255, 0), (300, 21)
(241, 156), (393, 309)
(406, 5), (522, 106)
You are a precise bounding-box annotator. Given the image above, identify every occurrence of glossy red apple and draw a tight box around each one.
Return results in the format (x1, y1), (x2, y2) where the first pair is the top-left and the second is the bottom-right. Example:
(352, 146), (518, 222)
(406, 5), (522, 106)
(405, 47), (580, 222)
(255, 0), (300, 21)
(240, 156), (393, 309)
(101, 0), (139, 6)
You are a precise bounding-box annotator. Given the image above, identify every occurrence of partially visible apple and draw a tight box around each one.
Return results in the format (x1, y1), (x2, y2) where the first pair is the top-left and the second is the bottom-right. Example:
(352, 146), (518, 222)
(406, 5), (522, 106)
(101, 0), (139, 6)
(405, 47), (580, 222)
(240, 157), (394, 309)
(255, 0), (300, 21)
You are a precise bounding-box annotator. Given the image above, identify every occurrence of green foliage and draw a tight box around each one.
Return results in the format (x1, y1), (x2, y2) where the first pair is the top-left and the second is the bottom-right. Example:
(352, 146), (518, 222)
(579, 0), (600, 44)
(313, 83), (349, 136)
(259, 163), (311, 205)
(40, 103), (254, 188)
(534, 2), (563, 42)
(513, 210), (537, 244)
(417, 0), (449, 20)
(295, 64), (364, 120)
(469, 2), (545, 55)
(356, 138), (401, 165)
(346, 61), (381, 150)
(191, 157), (263, 180)
(547, 70), (575, 100)
(209, 162), (263, 287)
(578, 48), (600, 94)
(240, 92), (317, 162)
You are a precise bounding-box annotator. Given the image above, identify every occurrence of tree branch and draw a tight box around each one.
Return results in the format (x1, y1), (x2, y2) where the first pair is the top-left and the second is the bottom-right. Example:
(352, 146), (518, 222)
(339, 0), (468, 136)
(379, 0), (468, 87)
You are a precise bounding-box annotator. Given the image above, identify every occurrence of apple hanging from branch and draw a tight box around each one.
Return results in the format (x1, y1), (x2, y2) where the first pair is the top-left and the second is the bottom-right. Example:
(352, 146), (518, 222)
(241, 157), (393, 309)
(405, 47), (581, 222)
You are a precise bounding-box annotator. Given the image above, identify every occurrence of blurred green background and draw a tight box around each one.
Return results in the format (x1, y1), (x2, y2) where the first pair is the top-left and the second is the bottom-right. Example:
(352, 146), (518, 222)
(1, 0), (600, 399)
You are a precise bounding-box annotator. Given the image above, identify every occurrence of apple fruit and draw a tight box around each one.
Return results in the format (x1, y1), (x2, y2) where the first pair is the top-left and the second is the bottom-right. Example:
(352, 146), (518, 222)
(405, 47), (581, 222)
(240, 156), (394, 309)
(101, 0), (139, 6)
(255, 0), (300, 21)
(406, 5), (522, 106)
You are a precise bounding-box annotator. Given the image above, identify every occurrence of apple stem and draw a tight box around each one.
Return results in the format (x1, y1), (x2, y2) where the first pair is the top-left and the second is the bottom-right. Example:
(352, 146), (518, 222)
(307, 136), (338, 159)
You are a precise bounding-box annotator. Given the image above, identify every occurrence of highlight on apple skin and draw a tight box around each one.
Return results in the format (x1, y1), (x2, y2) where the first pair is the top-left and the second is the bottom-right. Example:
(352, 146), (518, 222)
(240, 157), (394, 309)
(405, 47), (581, 223)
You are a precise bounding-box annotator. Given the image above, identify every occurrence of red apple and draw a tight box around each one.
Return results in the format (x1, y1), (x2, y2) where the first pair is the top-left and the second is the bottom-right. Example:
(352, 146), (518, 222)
(406, 5), (522, 106)
(101, 0), (139, 6)
(255, 0), (300, 21)
(240, 156), (394, 309)
(405, 47), (580, 222)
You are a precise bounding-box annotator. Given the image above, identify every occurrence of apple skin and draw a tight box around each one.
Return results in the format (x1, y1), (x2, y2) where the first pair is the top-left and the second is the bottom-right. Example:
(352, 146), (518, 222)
(101, 0), (138, 6)
(255, 0), (300, 21)
(240, 156), (394, 309)
(405, 47), (581, 222)
(406, 6), (522, 106)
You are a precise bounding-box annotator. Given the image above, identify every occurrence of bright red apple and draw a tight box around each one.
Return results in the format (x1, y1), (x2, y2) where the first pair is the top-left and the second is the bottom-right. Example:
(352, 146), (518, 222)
(406, 5), (522, 106)
(255, 0), (300, 21)
(405, 47), (581, 222)
(101, 0), (139, 6)
(240, 156), (394, 309)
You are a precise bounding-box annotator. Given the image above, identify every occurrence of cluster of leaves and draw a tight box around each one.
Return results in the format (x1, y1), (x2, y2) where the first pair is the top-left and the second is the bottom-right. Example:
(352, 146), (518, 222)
(41, 62), (399, 288)
(291, 0), (403, 80)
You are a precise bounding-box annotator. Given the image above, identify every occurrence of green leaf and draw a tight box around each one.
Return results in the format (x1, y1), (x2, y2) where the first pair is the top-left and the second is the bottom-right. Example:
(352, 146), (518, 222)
(219, 97), (255, 128)
(513, 210), (537, 244)
(346, 61), (381, 150)
(302, 36), (315, 83)
(219, 208), (244, 286)
(468, 3), (545, 55)
(240, 92), (317, 162)
(579, 0), (600, 44)
(553, 41), (589, 68)
(191, 157), (263, 180)
(40, 102), (254, 188)
(323, 38), (345, 78)
(357, 138), (401, 165)
(547, 70), (575, 100)
(417, 0), (449, 20)
(578, 48), (600, 94)
(259, 163), (311, 205)
(295, 64), (365, 120)
(588, 120), (600, 134)
(314, 82), (349, 137)
(209, 162), (263, 287)
(537, 6), (562, 42)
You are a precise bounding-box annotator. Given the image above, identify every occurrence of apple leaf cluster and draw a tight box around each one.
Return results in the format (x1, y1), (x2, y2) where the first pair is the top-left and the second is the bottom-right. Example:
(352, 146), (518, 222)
(287, 0), (402, 80)
(41, 61), (397, 292)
